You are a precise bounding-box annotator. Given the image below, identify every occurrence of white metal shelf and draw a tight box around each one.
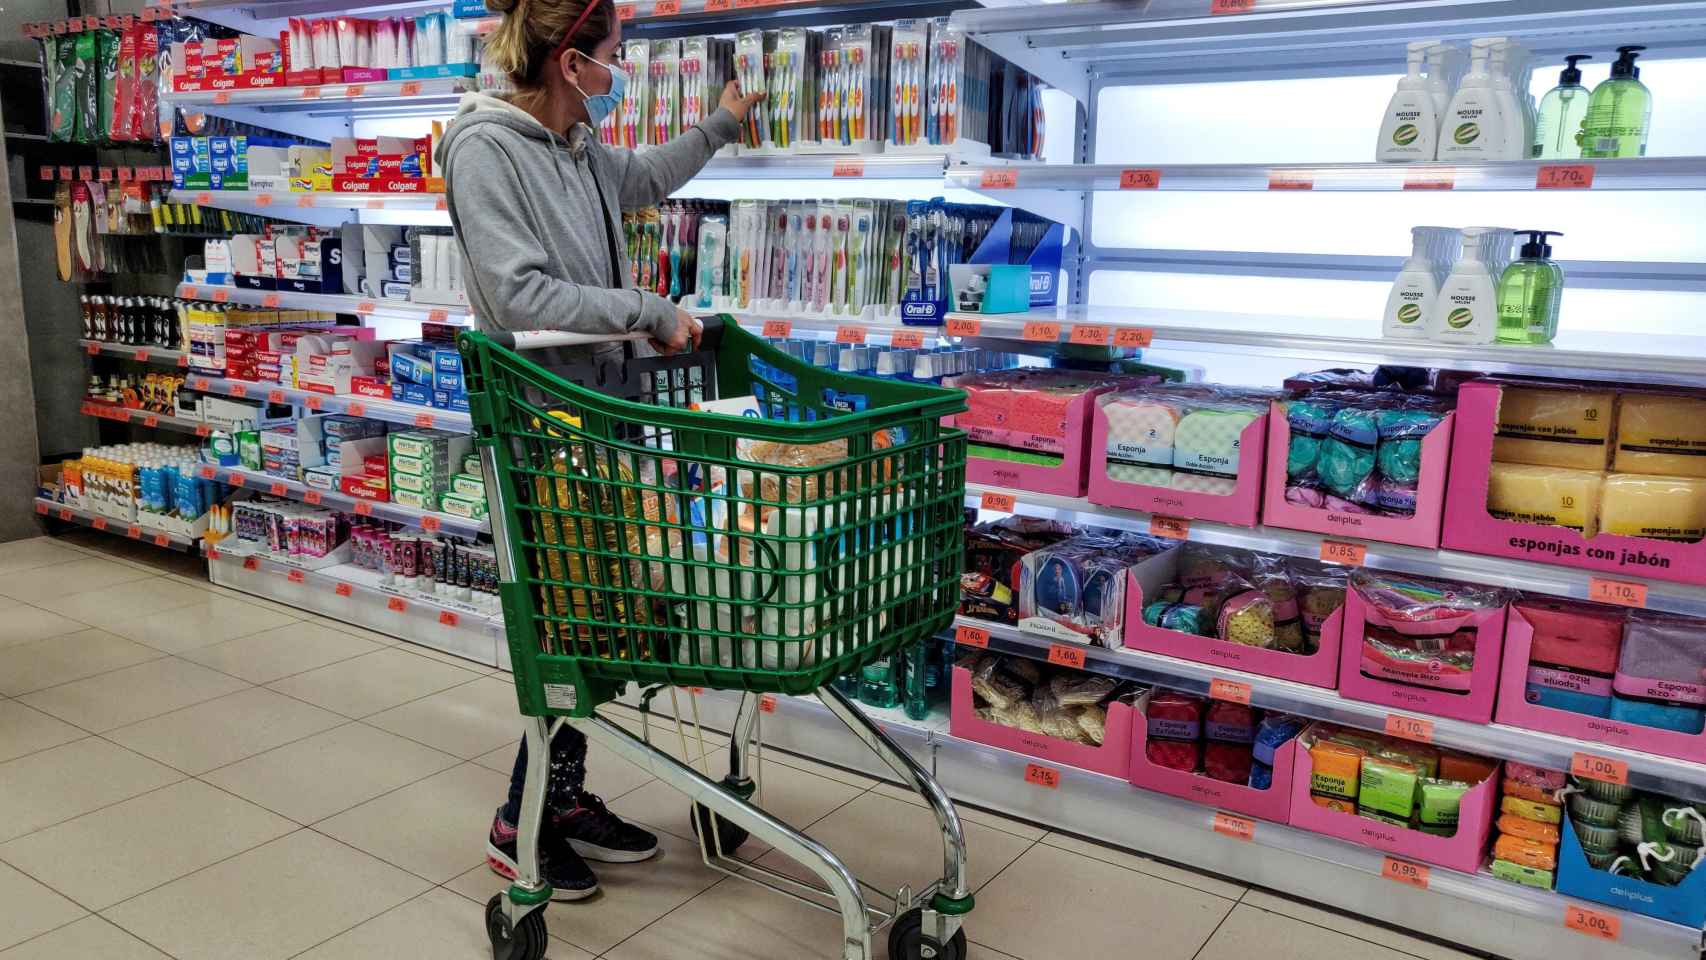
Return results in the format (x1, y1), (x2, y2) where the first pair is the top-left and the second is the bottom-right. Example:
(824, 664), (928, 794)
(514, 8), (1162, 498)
(166, 188), (448, 215)
(967, 483), (1706, 620)
(175, 283), (473, 324)
(954, 615), (1706, 801)
(194, 462), (488, 539)
(163, 77), (474, 112)
(81, 341), (189, 366)
(80, 400), (206, 436)
(34, 498), (200, 551)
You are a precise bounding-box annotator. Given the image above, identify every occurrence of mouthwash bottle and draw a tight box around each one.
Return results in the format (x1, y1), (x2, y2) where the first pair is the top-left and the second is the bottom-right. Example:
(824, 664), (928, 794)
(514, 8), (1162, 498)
(1535, 55), (1592, 159)
(1580, 46), (1652, 158)
(1496, 231), (1565, 344)
(858, 654), (902, 709)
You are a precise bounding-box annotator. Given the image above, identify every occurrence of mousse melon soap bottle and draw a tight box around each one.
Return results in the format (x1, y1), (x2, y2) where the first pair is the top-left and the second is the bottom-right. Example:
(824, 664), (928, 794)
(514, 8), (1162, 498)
(1439, 39), (1505, 159)
(1384, 227), (1448, 339)
(1497, 230), (1565, 344)
(1377, 41), (1442, 161)
(1429, 226), (1500, 344)
(1535, 55), (1593, 158)
(1581, 45), (1653, 158)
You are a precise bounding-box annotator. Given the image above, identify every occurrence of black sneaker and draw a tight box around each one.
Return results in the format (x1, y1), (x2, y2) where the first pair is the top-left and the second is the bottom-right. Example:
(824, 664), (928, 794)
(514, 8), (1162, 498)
(486, 808), (599, 902)
(554, 793), (661, 863)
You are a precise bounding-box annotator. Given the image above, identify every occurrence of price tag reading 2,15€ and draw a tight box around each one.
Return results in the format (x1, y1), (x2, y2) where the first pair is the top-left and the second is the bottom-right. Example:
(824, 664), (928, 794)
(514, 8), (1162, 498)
(1024, 763), (1061, 789)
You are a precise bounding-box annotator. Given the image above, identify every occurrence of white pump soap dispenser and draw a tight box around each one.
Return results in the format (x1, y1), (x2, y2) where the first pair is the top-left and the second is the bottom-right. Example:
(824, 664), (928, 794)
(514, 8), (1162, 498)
(1377, 41), (1443, 161)
(1439, 38), (1505, 160)
(1428, 226), (1500, 344)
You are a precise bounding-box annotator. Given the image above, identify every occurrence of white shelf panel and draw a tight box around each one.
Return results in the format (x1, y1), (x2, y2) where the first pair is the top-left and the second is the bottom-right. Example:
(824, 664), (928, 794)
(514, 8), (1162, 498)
(946, 158), (1706, 193)
(35, 498), (199, 551)
(966, 483), (1706, 620)
(175, 284), (472, 324)
(83, 341), (190, 366)
(695, 152), (969, 181)
(195, 462), (488, 539)
(206, 540), (503, 666)
(163, 77), (474, 111)
(80, 400), (206, 436)
(167, 188), (449, 216)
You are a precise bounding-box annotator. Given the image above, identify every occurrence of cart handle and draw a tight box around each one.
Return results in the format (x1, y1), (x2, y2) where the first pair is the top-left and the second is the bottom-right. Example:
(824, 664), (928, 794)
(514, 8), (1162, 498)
(486, 315), (724, 352)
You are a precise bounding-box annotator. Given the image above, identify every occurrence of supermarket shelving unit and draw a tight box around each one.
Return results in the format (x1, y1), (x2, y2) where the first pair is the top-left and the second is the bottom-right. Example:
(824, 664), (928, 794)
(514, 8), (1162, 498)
(32, 497), (200, 551)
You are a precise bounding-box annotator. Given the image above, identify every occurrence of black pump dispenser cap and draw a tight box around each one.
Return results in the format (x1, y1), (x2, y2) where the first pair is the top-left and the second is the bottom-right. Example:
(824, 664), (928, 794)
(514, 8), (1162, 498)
(1560, 54), (1592, 85)
(1519, 230), (1563, 259)
(1612, 45), (1646, 79)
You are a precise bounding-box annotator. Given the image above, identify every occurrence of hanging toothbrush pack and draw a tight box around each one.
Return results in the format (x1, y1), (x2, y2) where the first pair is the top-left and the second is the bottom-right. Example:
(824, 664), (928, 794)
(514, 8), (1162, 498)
(900, 200), (1067, 323)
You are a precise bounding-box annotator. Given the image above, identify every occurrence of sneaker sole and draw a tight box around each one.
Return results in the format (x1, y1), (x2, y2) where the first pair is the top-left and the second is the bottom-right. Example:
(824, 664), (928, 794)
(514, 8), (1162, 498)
(570, 839), (661, 864)
(485, 843), (599, 902)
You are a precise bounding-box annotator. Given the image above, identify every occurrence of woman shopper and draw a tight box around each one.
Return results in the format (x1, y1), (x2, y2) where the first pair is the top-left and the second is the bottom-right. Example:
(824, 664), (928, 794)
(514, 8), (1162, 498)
(436, 0), (760, 901)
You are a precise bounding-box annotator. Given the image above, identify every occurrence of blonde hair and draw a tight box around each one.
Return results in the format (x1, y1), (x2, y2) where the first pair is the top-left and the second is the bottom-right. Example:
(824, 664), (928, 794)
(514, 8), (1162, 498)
(484, 0), (615, 105)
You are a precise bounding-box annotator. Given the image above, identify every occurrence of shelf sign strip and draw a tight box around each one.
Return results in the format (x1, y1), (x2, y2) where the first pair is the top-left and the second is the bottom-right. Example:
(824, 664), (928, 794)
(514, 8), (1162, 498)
(1024, 762), (1061, 789)
(1570, 751), (1628, 786)
(1211, 811), (1254, 840)
(1119, 168), (1161, 190)
(1382, 856), (1430, 889)
(1564, 905), (1620, 941)
(1536, 164), (1594, 190)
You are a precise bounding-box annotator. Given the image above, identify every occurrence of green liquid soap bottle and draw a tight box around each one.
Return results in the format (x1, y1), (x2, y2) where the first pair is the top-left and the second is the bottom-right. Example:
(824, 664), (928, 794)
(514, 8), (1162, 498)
(1497, 230), (1565, 344)
(1535, 55), (1593, 159)
(1580, 46), (1652, 158)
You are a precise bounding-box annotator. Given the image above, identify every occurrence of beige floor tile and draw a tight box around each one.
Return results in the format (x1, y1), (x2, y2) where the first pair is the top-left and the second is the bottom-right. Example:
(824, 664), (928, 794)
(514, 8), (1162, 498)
(103, 830), (432, 960)
(1041, 832), (1249, 901)
(0, 915), (170, 960)
(106, 687), (345, 775)
(1238, 890), (1478, 960)
(304, 615), (404, 647)
(203, 722), (462, 824)
(34, 577), (211, 633)
(872, 781), (1050, 842)
(0, 558), (153, 604)
(267, 647), (485, 719)
(0, 629), (166, 697)
(108, 593), (298, 654)
(604, 709), (727, 765)
(0, 861), (85, 951)
(0, 738), (181, 843)
(185, 579), (309, 619)
(611, 757), (863, 855)
(316, 763), (508, 881)
(392, 638), (497, 671)
(761, 748), (881, 789)
(19, 657), (250, 733)
(181, 621), (384, 684)
(0, 700), (85, 764)
(0, 538), (86, 576)
(443, 829), (722, 955)
(364, 675), (526, 759)
(756, 791), (1032, 897)
(1198, 902), (1427, 960)
(294, 887), (596, 960)
(0, 606), (91, 649)
(0, 780), (295, 911)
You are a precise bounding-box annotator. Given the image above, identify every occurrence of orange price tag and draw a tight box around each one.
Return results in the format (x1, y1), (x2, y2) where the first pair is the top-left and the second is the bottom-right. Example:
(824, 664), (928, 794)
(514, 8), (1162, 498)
(1113, 327), (1154, 348)
(143, 415), (159, 428)
(399, 81), (422, 96)
(365, 199), (384, 210)
(1069, 324), (1111, 346)
(178, 356), (190, 368)
(1268, 173), (1314, 190)
(261, 293), (281, 308)
(435, 198), (448, 211)
(334, 582), (353, 597)
(1149, 516), (1191, 540)
(287, 569), (306, 584)
(1383, 856), (1430, 889)
(228, 473), (246, 488)
(195, 424), (212, 437)
(126, 524), (142, 539)
(759, 694), (778, 713)
(300, 86), (322, 100)
(192, 377), (210, 391)
(1209, 678), (1252, 705)
(194, 191), (213, 205)
(653, 0), (680, 13)
(57, 507), (72, 521)
(198, 466), (217, 480)
(1537, 164), (1595, 190)
(243, 557), (259, 571)
(296, 195), (315, 208)
(414, 413), (435, 429)
(978, 168), (1018, 189)
(211, 288), (230, 303)
(268, 482), (286, 496)
(1022, 321), (1062, 342)
(154, 534), (170, 547)
(1212, 812), (1255, 840)
(706, 0), (731, 11)
(354, 501), (374, 516)
(86, 341), (100, 355)
(616, 2), (636, 18)
(303, 395), (323, 411)
(946, 317), (982, 337)
(832, 159), (865, 178)
(835, 325), (867, 345)
(1565, 905), (1621, 942)
(212, 91), (232, 104)
(1320, 540), (1367, 566)
(34, 502), (47, 515)
(761, 319), (792, 337)
(1385, 714), (1435, 743)
(1403, 170), (1455, 191)
(267, 389), (285, 403)
(253, 193), (273, 207)
(1119, 168), (1162, 190)
(1210, 0), (1255, 12)
(421, 516), (442, 532)
(439, 610), (460, 627)
(955, 624), (991, 648)
(891, 329), (926, 348)
(135, 349), (151, 362)
(91, 516), (107, 531)
(355, 301), (376, 315)
(428, 309), (448, 322)
(1047, 644), (1087, 670)
(207, 547), (222, 561)
(387, 596), (406, 613)
(304, 490), (323, 505)
(1024, 762), (1061, 789)
(1589, 577), (1647, 608)
(980, 491), (1017, 513)
(1571, 751), (1629, 785)
(228, 382), (248, 398)
(344, 84), (366, 98)
(346, 402), (367, 417)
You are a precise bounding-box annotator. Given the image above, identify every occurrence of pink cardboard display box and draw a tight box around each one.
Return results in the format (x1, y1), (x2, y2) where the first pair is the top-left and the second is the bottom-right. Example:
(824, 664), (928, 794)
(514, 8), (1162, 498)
(1121, 557), (1345, 690)
(1337, 584), (1507, 724)
(954, 382), (1115, 497)
(1088, 400), (1266, 527)
(1128, 690), (1296, 822)
(1443, 380), (1706, 586)
(1287, 729), (1500, 873)
(1496, 604), (1706, 764)
(949, 665), (1134, 779)
(1262, 402), (1453, 549)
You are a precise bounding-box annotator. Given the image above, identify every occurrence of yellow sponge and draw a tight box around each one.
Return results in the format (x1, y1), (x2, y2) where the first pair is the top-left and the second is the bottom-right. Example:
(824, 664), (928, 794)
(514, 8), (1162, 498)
(1600, 473), (1706, 543)
(1493, 387), (1614, 471)
(1614, 394), (1706, 478)
(1486, 462), (1604, 536)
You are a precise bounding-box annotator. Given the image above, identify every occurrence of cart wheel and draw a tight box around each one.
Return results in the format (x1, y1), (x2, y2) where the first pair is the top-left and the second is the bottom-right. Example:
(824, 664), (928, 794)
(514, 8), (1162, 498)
(689, 802), (750, 855)
(888, 907), (967, 960)
(485, 894), (548, 960)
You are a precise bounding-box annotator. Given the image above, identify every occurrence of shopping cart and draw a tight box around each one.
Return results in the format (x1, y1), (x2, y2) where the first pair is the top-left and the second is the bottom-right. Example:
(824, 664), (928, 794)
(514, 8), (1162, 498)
(458, 317), (973, 960)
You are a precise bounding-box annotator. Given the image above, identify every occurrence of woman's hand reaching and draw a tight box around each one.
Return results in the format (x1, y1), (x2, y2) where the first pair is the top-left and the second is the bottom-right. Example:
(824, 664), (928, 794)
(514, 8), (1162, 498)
(651, 307), (703, 355)
(719, 81), (765, 122)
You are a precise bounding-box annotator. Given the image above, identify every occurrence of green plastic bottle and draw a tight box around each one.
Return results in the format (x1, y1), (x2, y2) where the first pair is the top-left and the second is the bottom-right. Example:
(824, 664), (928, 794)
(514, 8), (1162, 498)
(1496, 231), (1565, 344)
(1535, 55), (1593, 159)
(858, 655), (901, 709)
(1579, 46), (1652, 158)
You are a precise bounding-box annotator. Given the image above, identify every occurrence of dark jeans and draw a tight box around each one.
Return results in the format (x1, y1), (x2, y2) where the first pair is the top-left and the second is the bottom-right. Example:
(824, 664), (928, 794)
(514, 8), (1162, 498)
(500, 722), (588, 824)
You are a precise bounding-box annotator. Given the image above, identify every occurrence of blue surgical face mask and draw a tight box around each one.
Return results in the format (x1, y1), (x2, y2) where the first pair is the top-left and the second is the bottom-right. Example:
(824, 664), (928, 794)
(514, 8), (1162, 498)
(571, 49), (627, 126)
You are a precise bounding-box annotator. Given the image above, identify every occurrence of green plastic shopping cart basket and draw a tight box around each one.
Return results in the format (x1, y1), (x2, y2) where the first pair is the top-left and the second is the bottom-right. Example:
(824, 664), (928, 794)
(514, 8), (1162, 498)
(460, 317), (977, 960)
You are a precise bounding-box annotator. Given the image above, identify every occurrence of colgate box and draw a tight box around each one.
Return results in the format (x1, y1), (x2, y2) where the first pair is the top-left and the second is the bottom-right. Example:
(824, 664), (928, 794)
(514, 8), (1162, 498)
(1287, 724), (1500, 873)
(1089, 390), (1269, 527)
(1127, 690), (1297, 822)
(1444, 379), (1706, 586)
(1121, 553), (1345, 690)
(948, 664), (1134, 778)
(1262, 401), (1453, 549)
(1337, 575), (1507, 724)
(948, 370), (1136, 497)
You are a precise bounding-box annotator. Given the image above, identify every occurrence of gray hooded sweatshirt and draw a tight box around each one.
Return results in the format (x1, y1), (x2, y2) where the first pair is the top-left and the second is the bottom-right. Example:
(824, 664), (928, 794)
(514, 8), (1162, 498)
(435, 91), (740, 362)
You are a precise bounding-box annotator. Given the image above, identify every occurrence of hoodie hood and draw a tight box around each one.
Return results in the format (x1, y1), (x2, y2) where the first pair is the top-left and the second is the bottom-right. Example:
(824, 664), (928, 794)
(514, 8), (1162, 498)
(434, 91), (596, 167)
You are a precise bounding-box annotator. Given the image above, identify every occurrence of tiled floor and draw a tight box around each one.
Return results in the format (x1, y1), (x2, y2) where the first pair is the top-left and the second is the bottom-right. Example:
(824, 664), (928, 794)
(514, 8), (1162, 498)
(0, 534), (1484, 960)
